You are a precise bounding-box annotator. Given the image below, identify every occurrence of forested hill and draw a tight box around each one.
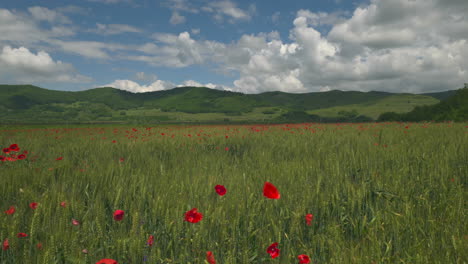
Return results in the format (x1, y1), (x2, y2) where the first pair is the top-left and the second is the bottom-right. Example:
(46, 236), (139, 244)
(0, 84), (462, 123)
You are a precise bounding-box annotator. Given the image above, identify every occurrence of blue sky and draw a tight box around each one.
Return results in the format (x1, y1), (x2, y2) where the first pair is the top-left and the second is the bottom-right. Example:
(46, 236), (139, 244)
(0, 0), (466, 94)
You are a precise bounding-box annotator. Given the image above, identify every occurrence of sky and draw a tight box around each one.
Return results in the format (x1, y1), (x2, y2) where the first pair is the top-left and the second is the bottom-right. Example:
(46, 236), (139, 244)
(0, 0), (467, 94)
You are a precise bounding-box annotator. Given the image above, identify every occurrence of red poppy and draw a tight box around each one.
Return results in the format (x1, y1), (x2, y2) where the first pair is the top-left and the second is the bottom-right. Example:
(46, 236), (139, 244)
(2, 148), (9, 154)
(147, 235), (154, 247)
(224, 147), (229, 151)
(184, 208), (203, 223)
(113, 210), (125, 221)
(215, 185), (227, 196)
(305, 214), (314, 226)
(298, 254), (311, 264)
(263, 182), (280, 199)
(72, 219), (80, 226)
(17, 233), (28, 238)
(9, 144), (19, 152)
(5, 206), (15, 215)
(60, 201), (67, 208)
(56, 157), (63, 161)
(18, 154), (26, 160)
(36, 243), (43, 250)
(267, 242), (280, 258)
(206, 251), (216, 264)
(29, 202), (38, 210)
(96, 259), (118, 264)
(119, 157), (124, 162)
(0, 156), (5, 161)
(2, 239), (9, 251)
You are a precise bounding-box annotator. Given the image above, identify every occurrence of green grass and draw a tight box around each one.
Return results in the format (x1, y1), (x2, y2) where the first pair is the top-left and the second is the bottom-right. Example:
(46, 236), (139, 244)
(0, 123), (467, 263)
(308, 95), (439, 119)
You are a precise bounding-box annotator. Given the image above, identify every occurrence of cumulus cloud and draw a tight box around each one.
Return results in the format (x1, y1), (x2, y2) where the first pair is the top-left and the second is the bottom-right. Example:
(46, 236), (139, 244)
(104, 79), (175, 93)
(221, 0), (468, 93)
(0, 46), (91, 83)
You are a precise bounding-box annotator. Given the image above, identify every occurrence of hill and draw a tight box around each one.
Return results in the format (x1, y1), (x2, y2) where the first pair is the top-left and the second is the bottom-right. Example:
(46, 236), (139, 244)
(0, 84), (461, 124)
(378, 88), (468, 122)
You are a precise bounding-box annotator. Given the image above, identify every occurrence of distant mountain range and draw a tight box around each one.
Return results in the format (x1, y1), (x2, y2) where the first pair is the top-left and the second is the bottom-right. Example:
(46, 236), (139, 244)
(0, 84), (462, 124)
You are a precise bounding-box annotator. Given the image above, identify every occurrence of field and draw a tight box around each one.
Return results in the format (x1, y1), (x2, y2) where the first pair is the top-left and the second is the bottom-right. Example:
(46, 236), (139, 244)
(1, 123), (467, 263)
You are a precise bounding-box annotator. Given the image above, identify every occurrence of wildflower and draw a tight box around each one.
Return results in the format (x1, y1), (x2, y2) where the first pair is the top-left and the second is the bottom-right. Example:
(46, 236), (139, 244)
(263, 182), (280, 199)
(147, 235), (154, 247)
(215, 185), (227, 196)
(305, 214), (314, 226)
(17, 233), (28, 238)
(96, 259), (118, 264)
(5, 206), (15, 215)
(267, 242), (280, 258)
(206, 251), (216, 264)
(72, 219), (80, 226)
(113, 210), (125, 221)
(184, 208), (203, 223)
(9, 144), (19, 152)
(2, 239), (9, 251)
(29, 202), (38, 210)
(298, 254), (311, 264)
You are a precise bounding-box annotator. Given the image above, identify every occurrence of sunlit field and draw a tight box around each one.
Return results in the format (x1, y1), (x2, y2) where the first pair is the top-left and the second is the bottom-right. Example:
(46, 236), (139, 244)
(1, 122), (467, 264)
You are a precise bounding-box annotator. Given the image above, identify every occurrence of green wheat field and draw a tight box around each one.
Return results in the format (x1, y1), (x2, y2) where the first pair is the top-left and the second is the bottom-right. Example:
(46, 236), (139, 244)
(1, 122), (467, 264)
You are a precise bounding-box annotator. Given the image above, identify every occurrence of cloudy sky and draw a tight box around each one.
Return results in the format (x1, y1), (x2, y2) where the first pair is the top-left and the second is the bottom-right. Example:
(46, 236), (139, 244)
(0, 0), (467, 94)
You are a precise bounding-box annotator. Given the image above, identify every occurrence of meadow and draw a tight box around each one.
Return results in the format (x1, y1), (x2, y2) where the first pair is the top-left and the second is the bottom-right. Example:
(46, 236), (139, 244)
(0, 122), (467, 263)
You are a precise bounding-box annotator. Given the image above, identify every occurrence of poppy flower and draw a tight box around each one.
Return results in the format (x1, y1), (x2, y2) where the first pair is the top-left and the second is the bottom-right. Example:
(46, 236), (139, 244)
(305, 214), (314, 226)
(60, 201), (67, 208)
(215, 185), (227, 196)
(224, 147), (229, 151)
(96, 259), (118, 264)
(267, 242), (280, 258)
(72, 219), (80, 226)
(56, 157), (63, 161)
(113, 210), (125, 221)
(147, 235), (154, 247)
(29, 202), (38, 210)
(263, 182), (280, 199)
(18, 154), (26, 160)
(9, 144), (19, 152)
(206, 251), (216, 264)
(298, 254), (311, 264)
(36, 243), (43, 250)
(119, 157), (124, 162)
(5, 206), (15, 215)
(17, 233), (28, 238)
(2, 239), (9, 251)
(2, 148), (9, 154)
(184, 208), (203, 223)
(0, 156), (5, 161)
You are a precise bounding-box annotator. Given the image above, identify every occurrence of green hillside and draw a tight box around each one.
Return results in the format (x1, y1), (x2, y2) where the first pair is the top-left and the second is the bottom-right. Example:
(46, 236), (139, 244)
(308, 94), (439, 119)
(379, 88), (468, 122)
(0, 84), (461, 124)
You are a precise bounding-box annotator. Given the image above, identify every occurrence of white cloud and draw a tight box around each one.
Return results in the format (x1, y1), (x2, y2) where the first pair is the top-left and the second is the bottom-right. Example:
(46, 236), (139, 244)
(134, 72), (158, 82)
(203, 0), (253, 23)
(89, 23), (142, 35)
(0, 46), (91, 83)
(170, 12), (186, 25)
(104, 79), (175, 93)
(28, 6), (71, 24)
